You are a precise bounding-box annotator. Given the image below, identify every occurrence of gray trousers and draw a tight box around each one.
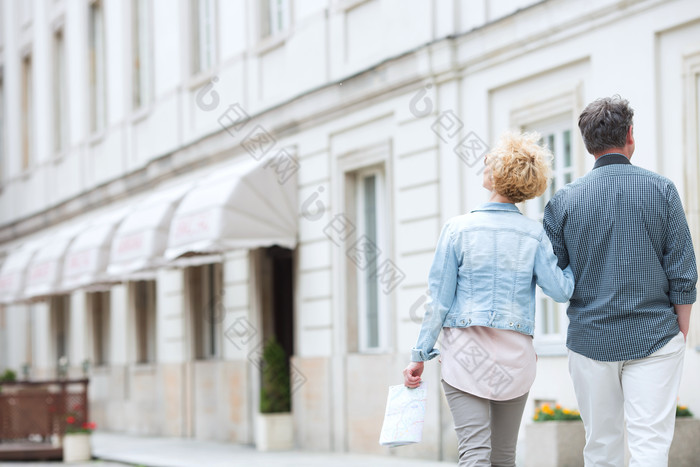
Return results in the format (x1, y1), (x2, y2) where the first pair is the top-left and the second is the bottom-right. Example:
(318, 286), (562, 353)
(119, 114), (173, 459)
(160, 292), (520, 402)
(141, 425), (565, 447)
(442, 380), (528, 467)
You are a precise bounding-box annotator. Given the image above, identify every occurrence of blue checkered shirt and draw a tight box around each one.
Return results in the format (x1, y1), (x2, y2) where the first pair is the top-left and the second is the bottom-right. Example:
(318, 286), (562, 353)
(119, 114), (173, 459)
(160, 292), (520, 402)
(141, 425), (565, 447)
(543, 154), (697, 361)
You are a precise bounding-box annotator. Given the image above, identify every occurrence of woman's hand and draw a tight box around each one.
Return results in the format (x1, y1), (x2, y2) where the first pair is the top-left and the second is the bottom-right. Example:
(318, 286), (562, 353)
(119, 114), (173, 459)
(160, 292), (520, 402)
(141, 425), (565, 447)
(403, 361), (424, 388)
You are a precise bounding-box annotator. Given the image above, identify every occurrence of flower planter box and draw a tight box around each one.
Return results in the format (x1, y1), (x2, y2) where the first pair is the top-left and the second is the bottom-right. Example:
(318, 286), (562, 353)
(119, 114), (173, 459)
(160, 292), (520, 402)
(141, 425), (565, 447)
(255, 412), (294, 451)
(62, 433), (91, 463)
(669, 418), (700, 467)
(525, 421), (585, 467)
(526, 417), (700, 467)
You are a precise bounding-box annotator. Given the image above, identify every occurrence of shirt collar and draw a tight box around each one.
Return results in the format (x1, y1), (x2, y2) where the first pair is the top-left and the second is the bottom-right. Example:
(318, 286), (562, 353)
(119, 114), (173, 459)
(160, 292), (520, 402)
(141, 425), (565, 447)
(471, 202), (522, 214)
(593, 153), (632, 169)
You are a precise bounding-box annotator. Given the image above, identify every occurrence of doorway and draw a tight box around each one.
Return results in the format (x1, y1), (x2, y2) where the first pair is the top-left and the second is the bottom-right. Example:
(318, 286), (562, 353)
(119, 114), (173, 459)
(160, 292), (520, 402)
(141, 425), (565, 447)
(259, 246), (295, 365)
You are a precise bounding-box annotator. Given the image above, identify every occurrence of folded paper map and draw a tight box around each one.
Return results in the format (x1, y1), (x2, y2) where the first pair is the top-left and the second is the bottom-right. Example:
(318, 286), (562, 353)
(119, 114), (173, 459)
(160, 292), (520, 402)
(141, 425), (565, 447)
(378, 381), (427, 447)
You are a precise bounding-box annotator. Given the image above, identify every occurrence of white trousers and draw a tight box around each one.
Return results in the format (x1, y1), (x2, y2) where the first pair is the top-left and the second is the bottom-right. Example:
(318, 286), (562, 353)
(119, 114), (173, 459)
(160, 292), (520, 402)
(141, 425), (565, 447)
(568, 332), (685, 467)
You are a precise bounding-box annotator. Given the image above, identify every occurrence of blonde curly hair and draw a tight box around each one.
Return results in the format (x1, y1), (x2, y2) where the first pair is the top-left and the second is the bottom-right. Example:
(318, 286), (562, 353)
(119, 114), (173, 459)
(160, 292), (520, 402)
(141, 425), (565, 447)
(487, 131), (553, 203)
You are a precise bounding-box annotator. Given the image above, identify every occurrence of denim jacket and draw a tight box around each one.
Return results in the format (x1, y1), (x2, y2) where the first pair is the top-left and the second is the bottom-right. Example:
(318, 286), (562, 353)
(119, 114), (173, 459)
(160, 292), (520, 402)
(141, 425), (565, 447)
(411, 202), (575, 362)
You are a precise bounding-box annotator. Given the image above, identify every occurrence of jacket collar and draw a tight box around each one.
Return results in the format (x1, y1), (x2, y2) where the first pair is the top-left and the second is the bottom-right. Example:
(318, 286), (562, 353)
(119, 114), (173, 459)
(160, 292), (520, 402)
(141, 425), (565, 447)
(471, 202), (522, 214)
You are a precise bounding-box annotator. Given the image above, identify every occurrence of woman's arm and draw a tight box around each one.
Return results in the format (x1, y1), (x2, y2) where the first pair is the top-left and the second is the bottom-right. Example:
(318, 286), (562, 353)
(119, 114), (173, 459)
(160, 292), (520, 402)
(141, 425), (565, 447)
(533, 232), (575, 303)
(410, 222), (460, 363)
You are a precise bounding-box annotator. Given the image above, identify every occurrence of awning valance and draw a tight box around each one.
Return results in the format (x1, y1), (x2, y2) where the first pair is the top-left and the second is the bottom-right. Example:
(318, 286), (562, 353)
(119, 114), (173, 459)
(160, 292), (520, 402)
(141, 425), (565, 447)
(0, 241), (43, 304)
(108, 184), (193, 279)
(62, 208), (130, 291)
(164, 156), (297, 261)
(24, 223), (86, 299)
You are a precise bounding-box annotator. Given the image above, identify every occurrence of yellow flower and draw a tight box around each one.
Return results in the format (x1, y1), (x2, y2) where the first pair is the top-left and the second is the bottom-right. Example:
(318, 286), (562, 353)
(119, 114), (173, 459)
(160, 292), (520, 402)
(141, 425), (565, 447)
(555, 404), (562, 410)
(563, 409), (571, 415)
(680, 405), (688, 410)
(541, 404), (550, 411)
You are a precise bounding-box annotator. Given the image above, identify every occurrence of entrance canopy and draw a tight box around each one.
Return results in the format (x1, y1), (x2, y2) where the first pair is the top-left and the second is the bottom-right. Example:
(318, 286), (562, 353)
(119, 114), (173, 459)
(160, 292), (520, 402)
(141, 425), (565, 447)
(165, 156), (297, 261)
(108, 183), (193, 280)
(62, 207), (130, 291)
(23, 223), (86, 300)
(0, 241), (42, 304)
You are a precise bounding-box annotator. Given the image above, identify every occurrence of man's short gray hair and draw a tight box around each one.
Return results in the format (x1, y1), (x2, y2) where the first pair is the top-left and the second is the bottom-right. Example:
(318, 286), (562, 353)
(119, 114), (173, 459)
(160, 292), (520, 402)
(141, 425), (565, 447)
(578, 96), (634, 155)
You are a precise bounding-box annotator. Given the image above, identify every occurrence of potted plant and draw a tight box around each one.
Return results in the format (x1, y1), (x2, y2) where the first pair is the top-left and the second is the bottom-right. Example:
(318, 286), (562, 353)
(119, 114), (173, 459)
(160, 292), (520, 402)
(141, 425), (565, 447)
(63, 414), (97, 463)
(0, 369), (16, 393)
(255, 337), (293, 451)
(525, 403), (585, 467)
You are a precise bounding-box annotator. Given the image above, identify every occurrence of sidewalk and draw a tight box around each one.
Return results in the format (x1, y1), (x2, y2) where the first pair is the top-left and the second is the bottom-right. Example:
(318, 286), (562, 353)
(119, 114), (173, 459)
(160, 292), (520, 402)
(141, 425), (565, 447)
(90, 432), (455, 467)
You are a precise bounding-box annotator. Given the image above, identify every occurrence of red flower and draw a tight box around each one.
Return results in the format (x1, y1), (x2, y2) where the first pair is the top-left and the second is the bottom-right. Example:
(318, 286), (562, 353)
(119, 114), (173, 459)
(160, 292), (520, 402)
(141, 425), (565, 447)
(66, 416), (75, 424)
(89, 422), (97, 430)
(81, 422), (89, 429)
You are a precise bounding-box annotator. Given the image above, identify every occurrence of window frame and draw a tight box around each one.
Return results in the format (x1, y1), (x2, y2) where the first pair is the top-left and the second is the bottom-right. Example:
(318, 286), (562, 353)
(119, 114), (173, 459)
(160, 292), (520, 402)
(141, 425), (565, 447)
(0, 70), (5, 183)
(87, 291), (110, 367)
(52, 27), (68, 154)
(88, 0), (107, 134)
(131, 280), (156, 365)
(190, 0), (217, 76)
(682, 51), (700, 349)
(354, 166), (390, 353)
(261, 0), (291, 39)
(50, 295), (70, 366)
(510, 89), (583, 356)
(20, 53), (33, 172)
(131, 0), (153, 111)
(187, 262), (223, 360)
(522, 118), (574, 355)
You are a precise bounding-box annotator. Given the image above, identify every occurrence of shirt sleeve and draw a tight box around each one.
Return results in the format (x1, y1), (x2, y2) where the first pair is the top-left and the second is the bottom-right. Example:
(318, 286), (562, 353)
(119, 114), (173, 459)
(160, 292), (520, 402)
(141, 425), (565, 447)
(533, 232), (575, 303)
(543, 196), (569, 270)
(663, 183), (698, 304)
(411, 221), (460, 362)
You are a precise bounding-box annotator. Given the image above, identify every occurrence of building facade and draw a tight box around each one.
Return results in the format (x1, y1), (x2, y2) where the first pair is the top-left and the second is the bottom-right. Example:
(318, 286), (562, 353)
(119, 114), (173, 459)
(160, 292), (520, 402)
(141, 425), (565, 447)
(0, 0), (699, 461)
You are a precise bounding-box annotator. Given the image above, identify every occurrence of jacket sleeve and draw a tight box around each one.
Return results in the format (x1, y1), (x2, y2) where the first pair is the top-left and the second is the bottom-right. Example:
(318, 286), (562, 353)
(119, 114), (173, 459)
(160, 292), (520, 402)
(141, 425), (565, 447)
(533, 231), (575, 303)
(411, 222), (460, 362)
(663, 183), (698, 304)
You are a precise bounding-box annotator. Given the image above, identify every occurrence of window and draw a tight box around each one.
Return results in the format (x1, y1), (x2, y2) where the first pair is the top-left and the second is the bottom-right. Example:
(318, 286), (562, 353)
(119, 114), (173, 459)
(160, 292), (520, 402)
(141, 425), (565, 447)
(260, 0), (291, 38)
(191, 0), (216, 74)
(19, 0), (32, 27)
(21, 55), (33, 171)
(0, 3), (4, 49)
(132, 0), (151, 109)
(187, 263), (222, 360)
(524, 117), (575, 353)
(88, 0), (106, 133)
(355, 167), (389, 352)
(50, 295), (70, 365)
(132, 280), (156, 364)
(0, 73), (4, 180)
(53, 29), (68, 152)
(87, 291), (110, 366)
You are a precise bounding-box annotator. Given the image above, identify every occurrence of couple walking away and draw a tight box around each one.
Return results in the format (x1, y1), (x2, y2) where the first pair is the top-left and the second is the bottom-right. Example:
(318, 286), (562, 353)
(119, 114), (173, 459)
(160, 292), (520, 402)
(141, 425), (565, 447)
(404, 96), (697, 467)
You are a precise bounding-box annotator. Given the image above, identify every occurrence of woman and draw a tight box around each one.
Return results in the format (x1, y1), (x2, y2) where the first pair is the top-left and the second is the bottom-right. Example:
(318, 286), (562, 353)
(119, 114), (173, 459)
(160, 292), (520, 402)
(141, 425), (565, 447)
(403, 131), (574, 466)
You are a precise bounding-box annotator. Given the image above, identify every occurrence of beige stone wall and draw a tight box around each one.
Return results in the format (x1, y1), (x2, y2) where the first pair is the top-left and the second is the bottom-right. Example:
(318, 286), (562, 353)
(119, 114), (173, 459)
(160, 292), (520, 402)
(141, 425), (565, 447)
(191, 360), (250, 443)
(290, 356), (332, 450)
(292, 353), (458, 462)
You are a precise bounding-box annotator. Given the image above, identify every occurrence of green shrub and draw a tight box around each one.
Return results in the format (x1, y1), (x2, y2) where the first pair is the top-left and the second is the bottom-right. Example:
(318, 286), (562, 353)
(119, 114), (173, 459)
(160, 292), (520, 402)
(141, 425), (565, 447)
(0, 369), (16, 382)
(259, 338), (291, 414)
(533, 403), (582, 422)
(677, 405), (693, 417)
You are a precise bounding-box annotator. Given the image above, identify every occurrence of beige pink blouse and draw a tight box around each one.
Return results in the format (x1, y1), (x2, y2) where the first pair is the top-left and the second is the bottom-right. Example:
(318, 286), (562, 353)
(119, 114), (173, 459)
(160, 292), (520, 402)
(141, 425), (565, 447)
(440, 326), (536, 401)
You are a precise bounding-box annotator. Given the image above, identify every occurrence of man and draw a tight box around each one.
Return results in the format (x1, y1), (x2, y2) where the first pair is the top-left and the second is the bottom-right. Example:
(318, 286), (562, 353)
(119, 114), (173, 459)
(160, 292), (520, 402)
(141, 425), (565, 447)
(543, 95), (697, 467)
